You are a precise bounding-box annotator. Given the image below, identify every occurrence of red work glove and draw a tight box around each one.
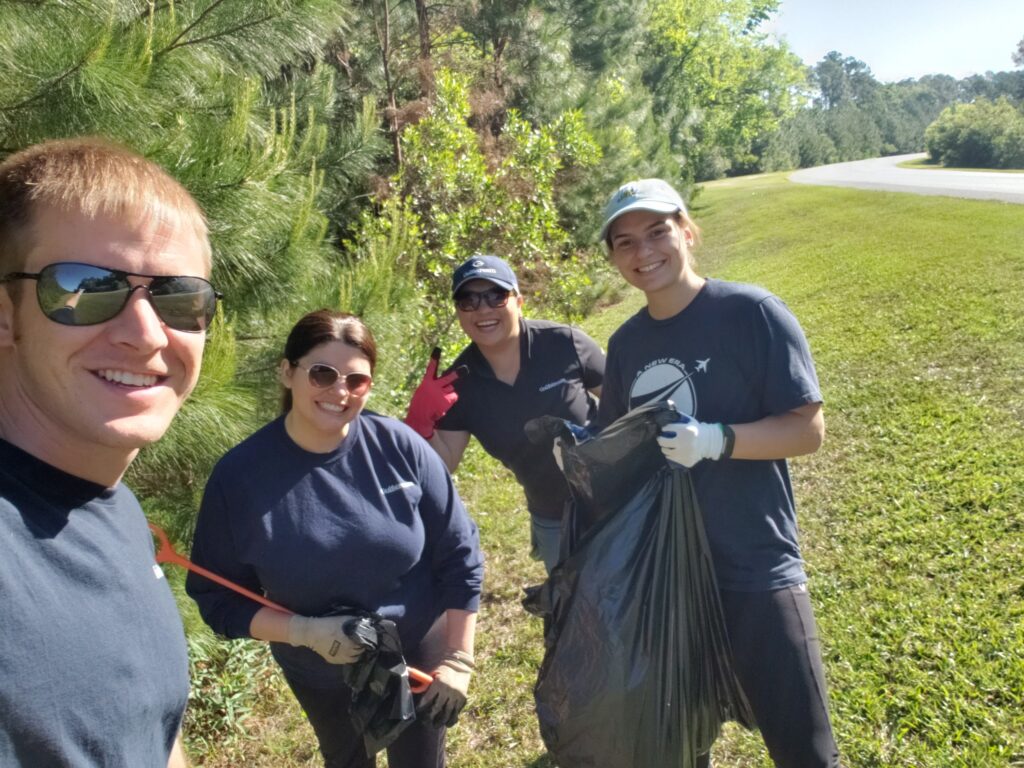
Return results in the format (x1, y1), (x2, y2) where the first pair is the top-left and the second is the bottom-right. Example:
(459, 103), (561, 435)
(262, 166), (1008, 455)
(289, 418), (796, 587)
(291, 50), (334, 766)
(404, 348), (465, 439)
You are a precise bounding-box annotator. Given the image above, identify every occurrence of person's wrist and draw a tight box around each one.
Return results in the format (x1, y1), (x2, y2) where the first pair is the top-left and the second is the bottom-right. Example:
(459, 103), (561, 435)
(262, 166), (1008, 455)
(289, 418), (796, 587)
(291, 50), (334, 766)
(440, 649), (476, 674)
(408, 417), (435, 440)
(696, 420), (725, 461)
(287, 615), (310, 647)
(404, 404), (437, 439)
(719, 423), (735, 459)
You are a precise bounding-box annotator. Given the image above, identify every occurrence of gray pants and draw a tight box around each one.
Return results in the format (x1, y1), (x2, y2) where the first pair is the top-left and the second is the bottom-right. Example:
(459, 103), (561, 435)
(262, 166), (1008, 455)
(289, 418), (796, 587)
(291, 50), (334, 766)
(529, 514), (562, 573)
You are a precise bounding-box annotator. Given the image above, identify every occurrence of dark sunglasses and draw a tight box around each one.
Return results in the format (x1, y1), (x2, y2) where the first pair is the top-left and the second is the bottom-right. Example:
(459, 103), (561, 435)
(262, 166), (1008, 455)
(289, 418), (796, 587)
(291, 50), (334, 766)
(454, 286), (512, 312)
(292, 362), (372, 395)
(0, 261), (221, 332)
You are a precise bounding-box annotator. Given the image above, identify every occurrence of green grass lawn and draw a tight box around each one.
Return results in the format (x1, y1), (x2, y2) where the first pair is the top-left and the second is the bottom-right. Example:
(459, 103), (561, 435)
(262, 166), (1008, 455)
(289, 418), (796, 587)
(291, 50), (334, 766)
(897, 156), (1024, 174)
(186, 176), (1024, 766)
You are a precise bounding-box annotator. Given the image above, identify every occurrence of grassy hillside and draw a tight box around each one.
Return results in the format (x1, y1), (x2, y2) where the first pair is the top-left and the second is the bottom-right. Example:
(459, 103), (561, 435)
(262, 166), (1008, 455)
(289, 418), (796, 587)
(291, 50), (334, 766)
(188, 175), (1024, 767)
(690, 175), (1024, 765)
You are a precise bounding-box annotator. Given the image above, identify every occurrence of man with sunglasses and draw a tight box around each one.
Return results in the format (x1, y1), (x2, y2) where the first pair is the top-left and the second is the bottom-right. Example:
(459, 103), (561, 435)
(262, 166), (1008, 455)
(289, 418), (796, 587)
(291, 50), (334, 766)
(405, 254), (605, 572)
(0, 138), (219, 767)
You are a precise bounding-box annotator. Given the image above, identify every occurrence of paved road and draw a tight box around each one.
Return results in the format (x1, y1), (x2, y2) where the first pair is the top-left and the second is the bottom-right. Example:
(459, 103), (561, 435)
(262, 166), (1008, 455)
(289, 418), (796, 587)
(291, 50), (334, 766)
(789, 153), (1024, 205)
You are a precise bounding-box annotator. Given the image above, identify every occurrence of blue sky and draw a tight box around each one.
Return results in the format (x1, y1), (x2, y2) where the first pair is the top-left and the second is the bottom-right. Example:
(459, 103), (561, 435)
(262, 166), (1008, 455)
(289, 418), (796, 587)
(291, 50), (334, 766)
(765, 0), (1024, 82)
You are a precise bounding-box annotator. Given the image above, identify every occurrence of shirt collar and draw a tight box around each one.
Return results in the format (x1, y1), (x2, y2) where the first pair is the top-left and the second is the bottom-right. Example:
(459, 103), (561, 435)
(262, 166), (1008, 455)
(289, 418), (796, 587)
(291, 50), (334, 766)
(465, 317), (530, 381)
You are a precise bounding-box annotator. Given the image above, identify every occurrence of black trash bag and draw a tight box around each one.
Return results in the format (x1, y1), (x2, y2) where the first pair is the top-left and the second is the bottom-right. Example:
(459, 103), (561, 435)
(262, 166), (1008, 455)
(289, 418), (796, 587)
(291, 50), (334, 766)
(523, 402), (754, 768)
(329, 608), (418, 757)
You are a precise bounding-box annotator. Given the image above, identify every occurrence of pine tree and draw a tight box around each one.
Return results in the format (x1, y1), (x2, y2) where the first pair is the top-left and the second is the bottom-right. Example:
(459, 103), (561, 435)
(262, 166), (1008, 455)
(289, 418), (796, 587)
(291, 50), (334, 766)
(0, 1), (383, 532)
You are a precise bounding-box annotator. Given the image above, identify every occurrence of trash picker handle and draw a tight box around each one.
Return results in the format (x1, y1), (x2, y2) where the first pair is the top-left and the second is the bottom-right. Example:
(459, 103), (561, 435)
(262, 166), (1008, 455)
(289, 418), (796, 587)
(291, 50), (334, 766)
(408, 667), (433, 691)
(148, 522), (433, 692)
(149, 522), (289, 612)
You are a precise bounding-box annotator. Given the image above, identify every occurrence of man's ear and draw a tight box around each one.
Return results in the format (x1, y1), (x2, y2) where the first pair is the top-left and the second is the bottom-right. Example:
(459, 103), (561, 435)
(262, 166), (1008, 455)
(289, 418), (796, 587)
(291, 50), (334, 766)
(0, 287), (16, 348)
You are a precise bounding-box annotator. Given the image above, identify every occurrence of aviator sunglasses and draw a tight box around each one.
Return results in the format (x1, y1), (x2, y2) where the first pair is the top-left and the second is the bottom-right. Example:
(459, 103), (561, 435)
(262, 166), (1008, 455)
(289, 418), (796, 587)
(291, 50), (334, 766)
(0, 261), (221, 332)
(454, 286), (512, 312)
(292, 362), (373, 396)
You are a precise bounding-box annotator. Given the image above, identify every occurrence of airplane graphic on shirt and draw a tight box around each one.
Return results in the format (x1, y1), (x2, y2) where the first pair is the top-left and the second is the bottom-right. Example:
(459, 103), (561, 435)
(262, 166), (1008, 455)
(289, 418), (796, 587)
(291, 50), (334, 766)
(628, 358), (710, 416)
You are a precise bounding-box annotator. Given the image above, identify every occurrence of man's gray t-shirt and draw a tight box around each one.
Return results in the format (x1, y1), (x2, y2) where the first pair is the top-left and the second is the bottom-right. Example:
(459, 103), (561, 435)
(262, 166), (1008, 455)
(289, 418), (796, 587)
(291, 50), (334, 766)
(599, 278), (822, 591)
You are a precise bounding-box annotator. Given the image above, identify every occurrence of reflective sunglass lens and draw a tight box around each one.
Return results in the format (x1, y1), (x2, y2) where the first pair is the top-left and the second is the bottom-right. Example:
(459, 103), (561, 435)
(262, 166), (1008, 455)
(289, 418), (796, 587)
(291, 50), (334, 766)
(344, 373), (372, 395)
(38, 264), (128, 326)
(306, 365), (372, 395)
(307, 365), (339, 387)
(484, 289), (510, 308)
(455, 288), (510, 311)
(36, 263), (217, 332)
(149, 277), (218, 332)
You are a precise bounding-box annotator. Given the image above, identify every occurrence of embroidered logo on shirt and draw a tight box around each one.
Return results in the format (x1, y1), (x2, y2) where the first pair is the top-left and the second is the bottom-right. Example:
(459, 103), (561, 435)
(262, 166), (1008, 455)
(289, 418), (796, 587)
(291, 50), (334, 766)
(538, 378), (569, 392)
(380, 480), (415, 495)
(628, 357), (710, 415)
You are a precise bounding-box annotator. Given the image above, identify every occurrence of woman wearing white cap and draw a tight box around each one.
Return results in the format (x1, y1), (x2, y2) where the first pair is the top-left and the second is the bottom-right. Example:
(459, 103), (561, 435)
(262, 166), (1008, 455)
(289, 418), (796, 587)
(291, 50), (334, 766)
(404, 254), (605, 573)
(596, 179), (839, 766)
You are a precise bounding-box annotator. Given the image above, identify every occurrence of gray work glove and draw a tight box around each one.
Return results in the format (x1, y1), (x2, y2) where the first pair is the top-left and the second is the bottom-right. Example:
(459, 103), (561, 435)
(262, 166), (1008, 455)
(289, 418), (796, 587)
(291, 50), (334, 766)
(417, 650), (475, 728)
(287, 615), (365, 664)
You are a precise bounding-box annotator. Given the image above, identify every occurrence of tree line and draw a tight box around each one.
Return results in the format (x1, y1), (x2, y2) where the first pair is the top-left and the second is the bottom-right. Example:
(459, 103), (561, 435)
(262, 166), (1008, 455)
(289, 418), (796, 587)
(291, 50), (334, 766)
(759, 51), (1024, 172)
(922, 37), (1024, 170)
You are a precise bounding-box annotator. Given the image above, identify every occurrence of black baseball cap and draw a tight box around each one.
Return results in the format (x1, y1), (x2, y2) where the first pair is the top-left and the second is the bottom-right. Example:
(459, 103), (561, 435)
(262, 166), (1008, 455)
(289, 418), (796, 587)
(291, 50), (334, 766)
(451, 255), (519, 295)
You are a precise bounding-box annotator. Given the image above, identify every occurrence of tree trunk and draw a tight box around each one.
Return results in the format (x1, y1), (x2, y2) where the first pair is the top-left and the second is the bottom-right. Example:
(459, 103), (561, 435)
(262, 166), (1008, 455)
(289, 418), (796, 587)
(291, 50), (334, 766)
(414, 0), (434, 98)
(373, 0), (402, 167)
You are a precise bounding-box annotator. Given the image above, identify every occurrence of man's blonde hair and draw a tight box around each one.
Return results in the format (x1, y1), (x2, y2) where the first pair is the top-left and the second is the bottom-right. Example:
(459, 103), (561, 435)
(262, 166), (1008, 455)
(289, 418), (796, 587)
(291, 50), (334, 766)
(0, 137), (211, 279)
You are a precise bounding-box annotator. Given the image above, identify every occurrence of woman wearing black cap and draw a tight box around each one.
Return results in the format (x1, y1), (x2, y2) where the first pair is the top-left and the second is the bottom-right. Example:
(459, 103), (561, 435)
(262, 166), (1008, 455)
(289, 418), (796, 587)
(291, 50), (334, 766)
(404, 254), (605, 572)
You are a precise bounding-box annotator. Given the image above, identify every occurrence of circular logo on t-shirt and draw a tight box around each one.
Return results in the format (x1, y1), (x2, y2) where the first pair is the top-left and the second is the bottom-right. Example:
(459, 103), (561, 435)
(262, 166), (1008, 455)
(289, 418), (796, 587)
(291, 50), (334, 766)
(629, 360), (697, 415)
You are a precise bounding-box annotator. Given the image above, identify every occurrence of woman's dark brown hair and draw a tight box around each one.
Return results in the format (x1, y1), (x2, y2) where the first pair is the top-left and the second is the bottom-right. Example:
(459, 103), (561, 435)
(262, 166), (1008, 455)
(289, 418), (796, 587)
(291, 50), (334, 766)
(280, 310), (377, 413)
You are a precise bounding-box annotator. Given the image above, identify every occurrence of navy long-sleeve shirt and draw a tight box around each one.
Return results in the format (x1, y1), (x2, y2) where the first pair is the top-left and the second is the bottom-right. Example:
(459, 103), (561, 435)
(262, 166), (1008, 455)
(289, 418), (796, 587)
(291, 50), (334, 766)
(0, 438), (188, 766)
(187, 412), (483, 687)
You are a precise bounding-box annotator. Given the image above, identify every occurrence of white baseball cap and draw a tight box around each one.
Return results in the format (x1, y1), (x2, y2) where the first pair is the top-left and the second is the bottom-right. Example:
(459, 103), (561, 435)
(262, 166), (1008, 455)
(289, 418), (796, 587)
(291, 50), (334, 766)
(599, 179), (687, 241)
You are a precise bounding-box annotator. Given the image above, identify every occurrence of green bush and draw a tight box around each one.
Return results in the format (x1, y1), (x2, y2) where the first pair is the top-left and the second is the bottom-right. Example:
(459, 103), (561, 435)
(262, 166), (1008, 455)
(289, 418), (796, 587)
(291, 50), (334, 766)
(925, 98), (1024, 169)
(395, 69), (602, 321)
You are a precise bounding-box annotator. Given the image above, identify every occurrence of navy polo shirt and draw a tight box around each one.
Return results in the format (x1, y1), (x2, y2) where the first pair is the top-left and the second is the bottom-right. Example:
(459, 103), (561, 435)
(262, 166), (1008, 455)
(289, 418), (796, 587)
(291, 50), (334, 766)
(438, 319), (605, 520)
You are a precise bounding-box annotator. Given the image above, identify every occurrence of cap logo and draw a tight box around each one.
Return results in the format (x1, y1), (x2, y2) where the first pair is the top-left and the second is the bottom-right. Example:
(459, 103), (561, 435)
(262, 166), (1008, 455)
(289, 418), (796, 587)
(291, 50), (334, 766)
(472, 259), (484, 267)
(614, 185), (637, 203)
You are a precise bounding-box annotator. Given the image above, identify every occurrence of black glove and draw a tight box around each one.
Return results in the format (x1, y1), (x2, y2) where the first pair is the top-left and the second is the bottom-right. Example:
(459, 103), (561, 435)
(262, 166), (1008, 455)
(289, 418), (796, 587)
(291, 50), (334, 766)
(416, 650), (475, 728)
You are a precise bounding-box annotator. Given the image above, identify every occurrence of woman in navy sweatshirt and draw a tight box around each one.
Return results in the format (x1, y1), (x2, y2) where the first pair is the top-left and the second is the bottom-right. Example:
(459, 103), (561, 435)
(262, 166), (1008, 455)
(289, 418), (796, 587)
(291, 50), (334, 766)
(187, 309), (484, 768)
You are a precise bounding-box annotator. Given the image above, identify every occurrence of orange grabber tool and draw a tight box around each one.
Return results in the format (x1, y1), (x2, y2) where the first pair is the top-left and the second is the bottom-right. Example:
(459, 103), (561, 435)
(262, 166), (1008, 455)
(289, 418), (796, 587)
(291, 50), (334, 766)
(148, 522), (433, 693)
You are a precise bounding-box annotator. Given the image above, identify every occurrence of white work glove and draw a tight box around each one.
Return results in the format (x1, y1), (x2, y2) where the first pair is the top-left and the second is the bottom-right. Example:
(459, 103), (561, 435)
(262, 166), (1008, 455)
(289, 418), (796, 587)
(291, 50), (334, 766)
(417, 650), (475, 728)
(287, 615), (366, 664)
(657, 415), (729, 468)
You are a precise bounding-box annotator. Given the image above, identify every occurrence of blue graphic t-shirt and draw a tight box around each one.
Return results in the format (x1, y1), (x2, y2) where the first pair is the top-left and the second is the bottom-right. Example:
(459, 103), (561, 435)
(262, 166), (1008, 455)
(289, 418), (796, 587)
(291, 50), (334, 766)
(598, 278), (822, 591)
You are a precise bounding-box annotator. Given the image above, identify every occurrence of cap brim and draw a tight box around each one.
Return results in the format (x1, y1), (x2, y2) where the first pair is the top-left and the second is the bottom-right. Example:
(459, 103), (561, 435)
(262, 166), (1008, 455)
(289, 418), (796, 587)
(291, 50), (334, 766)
(599, 200), (682, 241)
(452, 276), (518, 295)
